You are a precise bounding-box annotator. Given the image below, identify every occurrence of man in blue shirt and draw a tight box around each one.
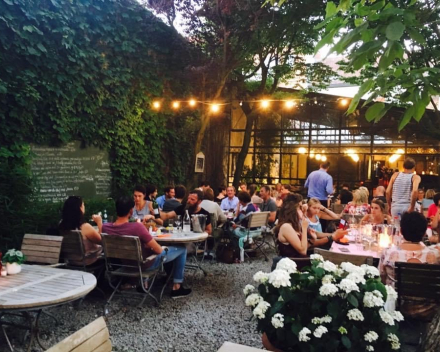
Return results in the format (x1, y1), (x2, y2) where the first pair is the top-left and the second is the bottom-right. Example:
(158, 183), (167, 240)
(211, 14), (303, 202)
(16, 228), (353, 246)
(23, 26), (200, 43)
(220, 186), (239, 211)
(305, 162), (333, 207)
(156, 185), (175, 209)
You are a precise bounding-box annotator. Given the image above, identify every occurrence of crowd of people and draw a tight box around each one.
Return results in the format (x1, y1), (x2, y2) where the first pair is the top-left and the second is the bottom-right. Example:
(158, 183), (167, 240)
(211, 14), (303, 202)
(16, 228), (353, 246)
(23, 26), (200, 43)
(56, 157), (440, 307)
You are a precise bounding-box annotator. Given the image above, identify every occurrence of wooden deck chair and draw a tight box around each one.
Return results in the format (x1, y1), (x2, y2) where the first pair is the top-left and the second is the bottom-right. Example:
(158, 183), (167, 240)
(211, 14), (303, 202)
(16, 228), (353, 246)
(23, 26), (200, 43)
(45, 317), (111, 352)
(314, 248), (374, 266)
(101, 234), (168, 309)
(21, 234), (63, 266)
(237, 211), (270, 262)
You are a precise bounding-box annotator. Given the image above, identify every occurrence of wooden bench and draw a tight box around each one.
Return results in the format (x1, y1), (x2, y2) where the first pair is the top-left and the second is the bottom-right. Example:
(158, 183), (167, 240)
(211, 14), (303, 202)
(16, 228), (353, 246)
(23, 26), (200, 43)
(21, 234), (63, 265)
(45, 317), (111, 352)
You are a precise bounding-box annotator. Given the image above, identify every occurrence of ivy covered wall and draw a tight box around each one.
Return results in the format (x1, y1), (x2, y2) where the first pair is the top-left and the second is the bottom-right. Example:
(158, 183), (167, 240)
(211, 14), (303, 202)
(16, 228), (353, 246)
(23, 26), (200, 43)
(0, 0), (199, 249)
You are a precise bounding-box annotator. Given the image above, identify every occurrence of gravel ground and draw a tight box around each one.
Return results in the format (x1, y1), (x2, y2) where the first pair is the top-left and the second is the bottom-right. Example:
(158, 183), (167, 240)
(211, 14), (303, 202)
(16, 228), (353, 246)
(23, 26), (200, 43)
(0, 248), (421, 352)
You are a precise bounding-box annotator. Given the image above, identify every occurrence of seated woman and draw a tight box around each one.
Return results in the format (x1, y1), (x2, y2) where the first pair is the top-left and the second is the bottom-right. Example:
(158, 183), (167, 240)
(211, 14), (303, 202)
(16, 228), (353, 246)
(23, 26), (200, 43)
(379, 211), (440, 320)
(342, 189), (371, 216)
(58, 196), (102, 266)
(361, 199), (392, 224)
(132, 185), (163, 226)
(305, 197), (340, 233)
(231, 191), (259, 262)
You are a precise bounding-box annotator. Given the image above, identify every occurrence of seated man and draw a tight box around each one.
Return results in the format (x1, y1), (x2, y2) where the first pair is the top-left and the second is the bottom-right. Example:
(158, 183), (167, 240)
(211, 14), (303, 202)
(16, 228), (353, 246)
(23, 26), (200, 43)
(161, 189), (212, 235)
(103, 196), (191, 299)
(163, 185), (186, 212)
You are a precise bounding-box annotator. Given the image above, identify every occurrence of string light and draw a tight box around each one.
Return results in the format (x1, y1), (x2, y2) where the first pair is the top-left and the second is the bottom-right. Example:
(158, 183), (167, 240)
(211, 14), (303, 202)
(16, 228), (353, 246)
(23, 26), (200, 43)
(261, 100), (270, 109)
(210, 103), (220, 113)
(189, 99), (197, 107)
(172, 101), (180, 109)
(152, 101), (161, 110)
(321, 156), (327, 162)
(285, 100), (296, 109)
(339, 99), (349, 106)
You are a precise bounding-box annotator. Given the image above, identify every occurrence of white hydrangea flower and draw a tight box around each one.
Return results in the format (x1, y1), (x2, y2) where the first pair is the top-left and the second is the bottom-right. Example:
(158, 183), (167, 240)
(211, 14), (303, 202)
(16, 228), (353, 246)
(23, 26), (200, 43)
(335, 268), (345, 276)
(379, 309), (395, 326)
(308, 276), (314, 280)
(364, 331), (379, 342)
(318, 260), (338, 272)
(253, 301), (271, 319)
(366, 345), (374, 351)
(346, 272), (366, 285)
(322, 275), (334, 284)
(361, 264), (380, 278)
(386, 285), (398, 300)
(338, 278), (360, 294)
(341, 262), (366, 276)
(319, 283), (338, 297)
(276, 258), (297, 274)
(271, 313), (284, 329)
(388, 333), (401, 350)
(268, 269), (291, 288)
(312, 315), (332, 324)
(310, 253), (324, 261)
(391, 310), (404, 322)
(299, 327), (311, 342)
(243, 284), (255, 296)
(313, 325), (328, 338)
(363, 290), (384, 308)
(245, 293), (263, 307)
(253, 271), (269, 284)
(347, 308), (364, 321)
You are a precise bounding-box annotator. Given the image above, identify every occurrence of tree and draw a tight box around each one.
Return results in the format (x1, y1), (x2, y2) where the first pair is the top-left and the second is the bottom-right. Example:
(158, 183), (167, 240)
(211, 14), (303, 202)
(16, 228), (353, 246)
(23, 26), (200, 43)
(148, 0), (335, 187)
(312, 0), (440, 133)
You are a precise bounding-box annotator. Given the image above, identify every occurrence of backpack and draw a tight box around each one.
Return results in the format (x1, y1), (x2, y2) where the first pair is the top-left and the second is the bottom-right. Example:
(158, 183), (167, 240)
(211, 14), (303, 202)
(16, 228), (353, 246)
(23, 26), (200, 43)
(216, 239), (239, 264)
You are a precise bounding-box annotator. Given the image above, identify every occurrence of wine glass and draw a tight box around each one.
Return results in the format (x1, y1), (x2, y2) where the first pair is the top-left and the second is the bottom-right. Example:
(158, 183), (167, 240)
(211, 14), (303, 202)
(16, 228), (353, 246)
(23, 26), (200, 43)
(174, 215), (182, 232)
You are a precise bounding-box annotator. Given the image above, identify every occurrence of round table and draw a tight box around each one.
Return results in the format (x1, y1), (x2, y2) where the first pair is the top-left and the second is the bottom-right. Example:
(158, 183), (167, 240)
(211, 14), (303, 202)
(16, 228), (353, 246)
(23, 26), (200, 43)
(0, 264), (96, 351)
(153, 231), (208, 244)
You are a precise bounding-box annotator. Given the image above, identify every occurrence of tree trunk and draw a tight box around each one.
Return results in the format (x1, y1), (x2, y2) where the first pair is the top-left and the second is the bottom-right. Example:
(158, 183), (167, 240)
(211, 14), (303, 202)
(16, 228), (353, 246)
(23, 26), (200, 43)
(420, 308), (440, 352)
(192, 110), (210, 187)
(232, 102), (256, 188)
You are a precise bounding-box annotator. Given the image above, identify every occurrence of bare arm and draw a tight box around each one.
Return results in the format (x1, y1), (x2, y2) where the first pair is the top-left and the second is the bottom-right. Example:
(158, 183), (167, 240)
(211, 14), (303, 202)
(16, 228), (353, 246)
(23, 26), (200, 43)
(386, 173), (398, 213)
(91, 214), (103, 234)
(145, 238), (164, 255)
(80, 223), (102, 244)
(268, 211), (276, 223)
(205, 223), (212, 235)
(409, 175), (421, 212)
(318, 206), (340, 220)
(431, 208), (440, 230)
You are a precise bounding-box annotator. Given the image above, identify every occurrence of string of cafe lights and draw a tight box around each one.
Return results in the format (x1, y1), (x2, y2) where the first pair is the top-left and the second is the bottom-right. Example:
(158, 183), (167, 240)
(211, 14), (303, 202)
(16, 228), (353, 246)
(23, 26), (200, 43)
(150, 97), (350, 112)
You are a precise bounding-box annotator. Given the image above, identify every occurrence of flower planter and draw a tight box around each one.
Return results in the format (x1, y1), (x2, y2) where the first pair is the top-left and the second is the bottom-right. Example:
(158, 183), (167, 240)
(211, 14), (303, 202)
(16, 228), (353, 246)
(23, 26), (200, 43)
(6, 262), (22, 275)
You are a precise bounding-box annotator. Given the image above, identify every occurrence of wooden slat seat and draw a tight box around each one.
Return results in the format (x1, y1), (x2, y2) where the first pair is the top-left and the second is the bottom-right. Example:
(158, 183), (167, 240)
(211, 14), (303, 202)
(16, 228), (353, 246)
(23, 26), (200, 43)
(21, 234), (63, 265)
(45, 317), (111, 352)
(314, 248), (373, 266)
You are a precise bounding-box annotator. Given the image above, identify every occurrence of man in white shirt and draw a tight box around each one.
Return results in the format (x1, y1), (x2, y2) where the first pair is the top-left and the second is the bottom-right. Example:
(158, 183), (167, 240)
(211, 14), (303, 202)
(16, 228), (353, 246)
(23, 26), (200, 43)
(201, 188), (226, 226)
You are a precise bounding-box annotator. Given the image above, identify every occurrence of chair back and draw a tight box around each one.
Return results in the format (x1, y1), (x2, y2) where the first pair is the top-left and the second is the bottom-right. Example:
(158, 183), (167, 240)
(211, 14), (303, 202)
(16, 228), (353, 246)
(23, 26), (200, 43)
(46, 316), (111, 352)
(247, 211), (270, 229)
(101, 234), (143, 262)
(21, 234), (63, 265)
(314, 248), (374, 266)
(407, 257), (423, 264)
(395, 262), (440, 308)
(60, 230), (86, 268)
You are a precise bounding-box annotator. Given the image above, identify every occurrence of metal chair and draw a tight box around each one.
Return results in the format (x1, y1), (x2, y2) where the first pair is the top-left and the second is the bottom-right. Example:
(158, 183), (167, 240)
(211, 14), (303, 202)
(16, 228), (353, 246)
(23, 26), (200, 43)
(101, 234), (169, 309)
(314, 248), (374, 266)
(236, 211), (270, 262)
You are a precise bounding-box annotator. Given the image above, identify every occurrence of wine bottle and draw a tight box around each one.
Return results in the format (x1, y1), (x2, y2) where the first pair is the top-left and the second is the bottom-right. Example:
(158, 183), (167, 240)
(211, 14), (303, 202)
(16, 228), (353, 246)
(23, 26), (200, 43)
(103, 209), (108, 223)
(152, 199), (160, 219)
(183, 210), (191, 232)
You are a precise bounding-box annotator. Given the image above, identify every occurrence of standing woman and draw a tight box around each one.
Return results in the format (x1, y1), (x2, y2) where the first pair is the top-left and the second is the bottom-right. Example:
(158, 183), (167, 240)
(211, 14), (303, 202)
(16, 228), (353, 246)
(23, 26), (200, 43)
(305, 197), (340, 233)
(58, 196), (102, 265)
(361, 199), (392, 225)
(275, 194), (309, 258)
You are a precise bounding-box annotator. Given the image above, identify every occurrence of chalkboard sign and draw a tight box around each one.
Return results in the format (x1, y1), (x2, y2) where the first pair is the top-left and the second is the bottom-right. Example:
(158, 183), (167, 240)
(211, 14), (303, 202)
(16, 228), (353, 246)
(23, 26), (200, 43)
(31, 142), (111, 202)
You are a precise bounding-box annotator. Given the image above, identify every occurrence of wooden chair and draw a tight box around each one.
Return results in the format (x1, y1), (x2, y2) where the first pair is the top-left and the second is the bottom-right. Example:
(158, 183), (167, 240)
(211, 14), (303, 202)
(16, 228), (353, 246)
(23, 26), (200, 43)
(394, 262), (440, 310)
(45, 317), (111, 352)
(21, 234), (63, 265)
(101, 234), (168, 308)
(314, 248), (374, 266)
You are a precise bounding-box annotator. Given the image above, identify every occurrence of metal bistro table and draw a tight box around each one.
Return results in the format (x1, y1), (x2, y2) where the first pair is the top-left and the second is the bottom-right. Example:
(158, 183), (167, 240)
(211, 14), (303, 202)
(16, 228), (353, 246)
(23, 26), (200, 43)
(154, 231), (209, 276)
(0, 264), (97, 351)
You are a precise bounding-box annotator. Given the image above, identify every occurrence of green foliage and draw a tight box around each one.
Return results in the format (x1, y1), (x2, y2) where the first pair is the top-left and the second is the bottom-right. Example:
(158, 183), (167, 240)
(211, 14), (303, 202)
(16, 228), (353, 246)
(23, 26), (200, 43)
(3, 249), (26, 264)
(314, 0), (440, 130)
(0, 0), (199, 249)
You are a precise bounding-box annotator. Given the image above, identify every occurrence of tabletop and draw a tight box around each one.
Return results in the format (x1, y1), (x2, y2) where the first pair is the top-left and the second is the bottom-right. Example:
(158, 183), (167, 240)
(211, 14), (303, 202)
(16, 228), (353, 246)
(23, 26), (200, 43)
(330, 241), (380, 259)
(153, 231), (208, 243)
(0, 264), (96, 311)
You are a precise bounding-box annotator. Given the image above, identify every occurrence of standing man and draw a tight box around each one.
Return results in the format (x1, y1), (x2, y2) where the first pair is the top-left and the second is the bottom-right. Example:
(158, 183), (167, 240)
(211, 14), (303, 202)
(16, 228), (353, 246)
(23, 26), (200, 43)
(386, 157), (421, 217)
(220, 186), (239, 211)
(259, 185), (277, 226)
(304, 161), (333, 208)
(372, 186), (387, 203)
(156, 185), (175, 209)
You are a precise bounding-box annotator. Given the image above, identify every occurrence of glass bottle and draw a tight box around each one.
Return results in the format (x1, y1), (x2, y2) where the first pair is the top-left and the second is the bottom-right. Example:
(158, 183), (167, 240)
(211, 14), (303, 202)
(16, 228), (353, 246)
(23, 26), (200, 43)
(103, 209), (108, 223)
(152, 199), (160, 219)
(183, 210), (191, 232)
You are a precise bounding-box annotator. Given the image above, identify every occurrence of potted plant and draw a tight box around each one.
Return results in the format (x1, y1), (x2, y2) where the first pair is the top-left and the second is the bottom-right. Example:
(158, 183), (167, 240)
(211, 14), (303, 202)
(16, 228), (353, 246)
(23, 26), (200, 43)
(3, 249), (26, 275)
(244, 255), (403, 352)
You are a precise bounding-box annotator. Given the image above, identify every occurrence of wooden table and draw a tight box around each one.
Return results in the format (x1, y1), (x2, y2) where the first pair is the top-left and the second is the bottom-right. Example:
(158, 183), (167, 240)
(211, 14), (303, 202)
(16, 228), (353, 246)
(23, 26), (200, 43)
(0, 265), (96, 351)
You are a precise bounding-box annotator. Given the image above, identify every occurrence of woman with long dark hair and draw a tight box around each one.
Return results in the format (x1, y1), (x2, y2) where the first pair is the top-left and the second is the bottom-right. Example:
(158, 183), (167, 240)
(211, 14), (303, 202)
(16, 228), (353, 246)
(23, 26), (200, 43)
(59, 196), (102, 265)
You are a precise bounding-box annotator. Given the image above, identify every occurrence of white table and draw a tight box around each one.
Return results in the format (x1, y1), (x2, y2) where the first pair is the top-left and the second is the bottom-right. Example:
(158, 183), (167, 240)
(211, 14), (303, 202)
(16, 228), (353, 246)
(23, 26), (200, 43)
(153, 231), (208, 243)
(0, 265), (96, 351)
(330, 241), (380, 259)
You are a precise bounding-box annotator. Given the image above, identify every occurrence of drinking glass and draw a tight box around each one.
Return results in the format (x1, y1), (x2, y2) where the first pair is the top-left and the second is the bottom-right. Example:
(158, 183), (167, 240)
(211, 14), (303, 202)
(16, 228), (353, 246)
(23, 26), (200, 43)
(174, 215), (182, 232)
